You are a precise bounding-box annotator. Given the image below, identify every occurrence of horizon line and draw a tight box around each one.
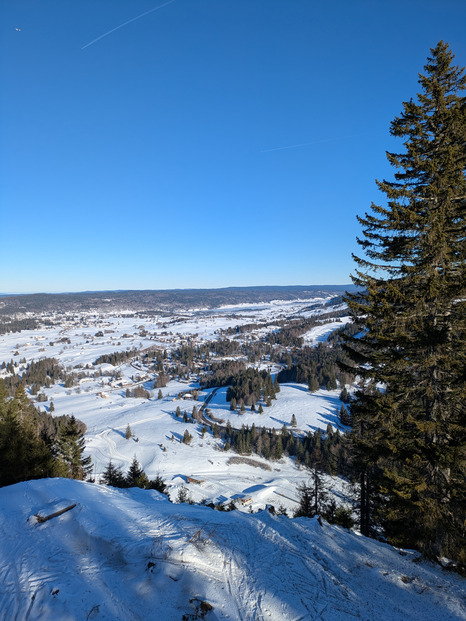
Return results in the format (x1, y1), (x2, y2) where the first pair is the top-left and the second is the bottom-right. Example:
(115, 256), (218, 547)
(0, 283), (354, 297)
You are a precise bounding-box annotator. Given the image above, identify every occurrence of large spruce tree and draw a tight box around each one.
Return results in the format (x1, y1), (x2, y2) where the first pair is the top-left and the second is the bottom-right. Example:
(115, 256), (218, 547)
(343, 41), (465, 564)
(57, 415), (93, 481)
(0, 383), (61, 486)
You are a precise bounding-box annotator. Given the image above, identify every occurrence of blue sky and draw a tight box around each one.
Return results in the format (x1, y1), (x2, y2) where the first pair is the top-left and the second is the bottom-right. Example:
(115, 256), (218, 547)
(1, 0), (465, 293)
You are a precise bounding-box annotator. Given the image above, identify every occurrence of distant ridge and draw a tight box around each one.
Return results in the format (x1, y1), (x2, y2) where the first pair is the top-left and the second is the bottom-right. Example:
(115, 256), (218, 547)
(0, 285), (355, 314)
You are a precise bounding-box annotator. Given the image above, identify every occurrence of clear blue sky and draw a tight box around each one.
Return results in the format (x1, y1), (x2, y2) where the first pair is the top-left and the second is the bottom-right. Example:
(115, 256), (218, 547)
(1, 0), (465, 293)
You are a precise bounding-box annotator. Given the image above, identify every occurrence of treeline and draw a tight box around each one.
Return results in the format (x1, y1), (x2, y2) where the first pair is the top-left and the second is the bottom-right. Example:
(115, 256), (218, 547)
(220, 422), (350, 477)
(1, 357), (65, 396)
(222, 320), (268, 336)
(225, 368), (278, 406)
(277, 342), (352, 391)
(265, 311), (348, 349)
(94, 348), (138, 366)
(0, 317), (43, 335)
(100, 456), (167, 493)
(200, 360), (247, 390)
(0, 380), (91, 487)
(126, 385), (150, 399)
(327, 321), (360, 345)
(204, 338), (243, 357)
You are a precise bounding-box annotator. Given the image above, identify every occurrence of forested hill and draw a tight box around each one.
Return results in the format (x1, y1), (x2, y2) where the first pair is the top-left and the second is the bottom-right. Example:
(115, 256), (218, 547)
(0, 285), (354, 315)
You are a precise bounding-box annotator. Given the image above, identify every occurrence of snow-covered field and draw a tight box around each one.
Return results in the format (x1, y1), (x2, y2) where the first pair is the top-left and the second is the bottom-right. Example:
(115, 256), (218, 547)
(301, 316), (350, 346)
(0, 478), (464, 621)
(1, 297), (352, 513)
(1, 297), (465, 620)
(40, 378), (349, 510)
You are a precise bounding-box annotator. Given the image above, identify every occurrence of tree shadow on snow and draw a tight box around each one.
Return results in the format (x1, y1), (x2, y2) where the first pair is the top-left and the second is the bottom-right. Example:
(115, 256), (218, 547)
(270, 416), (290, 426)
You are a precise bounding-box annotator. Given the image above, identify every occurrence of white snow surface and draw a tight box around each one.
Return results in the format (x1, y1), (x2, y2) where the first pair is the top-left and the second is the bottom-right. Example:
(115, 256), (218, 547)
(301, 317), (350, 346)
(1, 299), (465, 619)
(0, 478), (464, 621)
(0, 300), (354, 514)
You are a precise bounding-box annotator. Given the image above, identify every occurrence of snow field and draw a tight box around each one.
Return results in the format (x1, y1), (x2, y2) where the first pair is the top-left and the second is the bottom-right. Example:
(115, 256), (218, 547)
(0, 478), (464, 621)
(0, 298), (354, 515)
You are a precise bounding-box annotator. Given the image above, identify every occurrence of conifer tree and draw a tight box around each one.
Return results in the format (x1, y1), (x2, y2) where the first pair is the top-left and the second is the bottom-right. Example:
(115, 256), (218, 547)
(57, 415), (93, 481)
(126, 456), (148, 488)
(343, 42), (465, 563)
(176, 485), (191, 504)
(148, 473), (167, 494)
(294, 471), (328, 518)
(101, 460), (126, 487)
(339, 405), (351, 427)
(0, 384), (58, 486)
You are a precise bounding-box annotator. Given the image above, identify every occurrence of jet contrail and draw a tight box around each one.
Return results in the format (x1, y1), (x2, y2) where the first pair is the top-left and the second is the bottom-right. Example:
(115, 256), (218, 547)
(260, 134), (363, 153)
(81, 0), (175, 50)
(260, 140), (328, 153)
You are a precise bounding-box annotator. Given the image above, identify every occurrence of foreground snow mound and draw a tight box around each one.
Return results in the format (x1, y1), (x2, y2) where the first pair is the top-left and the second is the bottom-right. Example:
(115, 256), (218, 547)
(0, 479), (464, 621)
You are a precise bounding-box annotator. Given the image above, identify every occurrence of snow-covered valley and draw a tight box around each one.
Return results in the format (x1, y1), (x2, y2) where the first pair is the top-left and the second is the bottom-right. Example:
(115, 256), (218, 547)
(0, 296), (351, 512)
(1, 293), (464, 619)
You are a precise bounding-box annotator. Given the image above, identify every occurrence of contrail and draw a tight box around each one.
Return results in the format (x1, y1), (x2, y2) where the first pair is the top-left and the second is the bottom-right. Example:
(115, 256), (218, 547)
(260, 134), (362, 153)
(81, 0), (175, 50)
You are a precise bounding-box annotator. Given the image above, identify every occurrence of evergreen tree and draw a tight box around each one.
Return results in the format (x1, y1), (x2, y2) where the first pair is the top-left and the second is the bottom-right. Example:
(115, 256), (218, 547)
(126, 455), (148, 488)
(343, 42), (466, 563)
(339, 387), (350, 403)
(339, 405), (352, 426)
(0, 384), (59, 486)
(294, 482), (315, 518)
(273, 436), (283, 460)
(101, 460), (126, 487)
(294, 470), (328, 518)
(176, 485), (191, 504)
(125, 423), (132, 440)
(57, 415), (93, 481)
(148, 473), (167, 494)
(291, 414), (297, 428)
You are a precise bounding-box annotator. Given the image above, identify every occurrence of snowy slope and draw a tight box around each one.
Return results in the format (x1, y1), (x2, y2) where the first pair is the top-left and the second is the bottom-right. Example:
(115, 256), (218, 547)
(301, 317), (350, 346)
(0, 478), (464, 621)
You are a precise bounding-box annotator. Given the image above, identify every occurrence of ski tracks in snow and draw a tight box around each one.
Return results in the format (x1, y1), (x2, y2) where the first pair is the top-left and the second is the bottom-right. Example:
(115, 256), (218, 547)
(96, 428), (131, 465)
